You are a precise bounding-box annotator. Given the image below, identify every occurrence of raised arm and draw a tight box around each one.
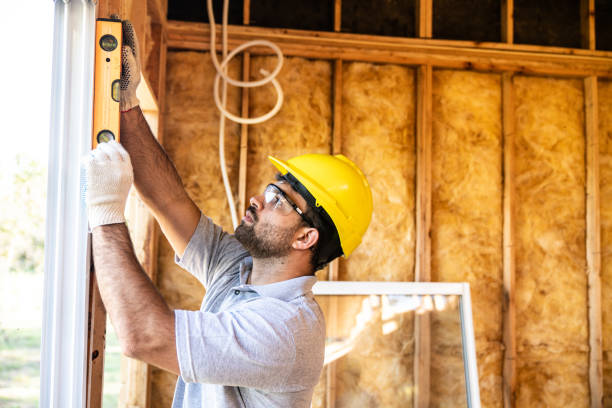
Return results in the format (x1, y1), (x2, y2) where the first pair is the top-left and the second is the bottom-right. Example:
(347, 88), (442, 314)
(120, 107), (200, 255)
(120, 21), (199, 256)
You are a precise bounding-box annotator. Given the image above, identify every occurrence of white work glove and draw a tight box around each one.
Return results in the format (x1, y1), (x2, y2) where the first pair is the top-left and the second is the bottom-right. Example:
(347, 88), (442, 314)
(120, 20), (141, 112)
(83, 141), (134, 230)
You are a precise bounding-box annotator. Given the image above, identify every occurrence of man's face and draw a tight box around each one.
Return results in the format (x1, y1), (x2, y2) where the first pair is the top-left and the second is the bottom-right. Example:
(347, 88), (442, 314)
(234, 181), (309, 258)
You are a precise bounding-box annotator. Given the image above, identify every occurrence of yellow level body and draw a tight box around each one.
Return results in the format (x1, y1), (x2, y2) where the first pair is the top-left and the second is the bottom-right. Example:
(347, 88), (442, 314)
(92, 18), (122, 148)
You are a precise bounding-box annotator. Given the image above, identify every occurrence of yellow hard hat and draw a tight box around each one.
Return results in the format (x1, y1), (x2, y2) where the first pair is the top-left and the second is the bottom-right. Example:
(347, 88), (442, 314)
(268, 153), (373, 258)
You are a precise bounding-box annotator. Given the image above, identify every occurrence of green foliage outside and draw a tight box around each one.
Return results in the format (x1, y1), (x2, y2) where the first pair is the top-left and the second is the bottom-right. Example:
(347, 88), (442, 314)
(0, 153), (120, 407)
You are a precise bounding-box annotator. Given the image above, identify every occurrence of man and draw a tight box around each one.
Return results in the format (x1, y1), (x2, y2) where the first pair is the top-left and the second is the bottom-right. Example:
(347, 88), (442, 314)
(83, 22), (373, 407)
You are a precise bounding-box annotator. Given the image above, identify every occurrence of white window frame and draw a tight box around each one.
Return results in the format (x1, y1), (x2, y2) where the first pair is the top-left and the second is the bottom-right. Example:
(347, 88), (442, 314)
(312, 281), (481, 408)
(41, 1), (96, 406)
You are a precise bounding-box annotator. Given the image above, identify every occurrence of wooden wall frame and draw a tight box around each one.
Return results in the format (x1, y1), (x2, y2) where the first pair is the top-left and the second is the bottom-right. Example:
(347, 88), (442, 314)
(85, 1), (611, 407)
(88, 2), (168, 408)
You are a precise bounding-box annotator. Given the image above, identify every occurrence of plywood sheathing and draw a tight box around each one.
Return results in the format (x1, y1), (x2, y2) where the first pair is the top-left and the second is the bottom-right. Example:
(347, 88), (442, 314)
(339, 62), (416, 282)
(430, 69), (503, 408)
(150, 51), (243, 408)
(513, 76), (588, 407)
(599, 79), (612, 406)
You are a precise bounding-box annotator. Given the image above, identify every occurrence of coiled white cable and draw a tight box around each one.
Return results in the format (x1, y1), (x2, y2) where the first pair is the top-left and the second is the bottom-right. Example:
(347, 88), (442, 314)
(206, 0), (284, 229)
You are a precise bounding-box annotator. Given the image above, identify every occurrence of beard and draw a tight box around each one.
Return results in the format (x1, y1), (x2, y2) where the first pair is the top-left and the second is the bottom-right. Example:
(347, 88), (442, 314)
(234, 207), (299, 258)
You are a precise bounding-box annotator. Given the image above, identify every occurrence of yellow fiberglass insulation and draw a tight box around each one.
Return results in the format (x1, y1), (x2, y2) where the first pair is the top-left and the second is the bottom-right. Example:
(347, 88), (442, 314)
(247, 56), (332, 280)
(513, 76), (587, 407)
(340, 62), (416, 282)
(599, 79), (612, 406)
(150, 51), (243, 406)
(431, 69), (503, 408)
(313, 62), (416, 408)
(247, 57), (332, 197)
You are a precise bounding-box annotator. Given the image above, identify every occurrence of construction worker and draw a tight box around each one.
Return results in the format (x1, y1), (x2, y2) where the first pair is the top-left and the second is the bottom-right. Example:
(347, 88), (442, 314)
(83, 22), (372, 407)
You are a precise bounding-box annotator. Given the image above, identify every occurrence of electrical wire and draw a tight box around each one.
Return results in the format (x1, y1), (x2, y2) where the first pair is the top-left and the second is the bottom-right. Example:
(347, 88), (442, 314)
(206, 0), (284, 229)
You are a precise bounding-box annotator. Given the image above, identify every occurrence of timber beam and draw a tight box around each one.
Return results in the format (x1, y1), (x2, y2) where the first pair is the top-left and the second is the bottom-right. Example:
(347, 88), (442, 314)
(167, 21), (612, 78)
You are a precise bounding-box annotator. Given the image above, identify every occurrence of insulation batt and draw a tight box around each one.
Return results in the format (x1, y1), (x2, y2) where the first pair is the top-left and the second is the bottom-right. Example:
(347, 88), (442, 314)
(248, 56), (332, 281)
(513, 76), (588, 407)
(431, 69), (503, 408)
(150, 51), (243, 408)
(599, 79), (612, 406)
(340, 62), (416, 282)
(317, 62), (416, 408)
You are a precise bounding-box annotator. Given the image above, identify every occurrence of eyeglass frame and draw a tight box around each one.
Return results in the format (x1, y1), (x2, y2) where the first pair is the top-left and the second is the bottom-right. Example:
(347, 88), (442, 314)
(264, 183), (314, 227)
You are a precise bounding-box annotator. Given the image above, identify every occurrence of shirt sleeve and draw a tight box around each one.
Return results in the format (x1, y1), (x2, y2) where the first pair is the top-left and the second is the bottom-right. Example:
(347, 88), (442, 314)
(174, 301), (302, 392)
(175, 212), (248, 289)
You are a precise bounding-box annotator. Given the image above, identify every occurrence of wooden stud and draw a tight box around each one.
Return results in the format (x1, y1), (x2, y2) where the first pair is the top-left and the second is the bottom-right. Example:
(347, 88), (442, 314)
(415, 65), (432, 283)
(88, 3), (121, 408)
(146, 0), (166, 24)
(416, 0), (433, 38)
(324, 56), (344, 408)
(581, 0), (596, 50)
(97, 0), (122, 18)
(243, 0), (250, 25)
(334, 0), (342, 33)
(414, 64), (432, 408)
(332, 60), (343, 158)
(501, 72), (516, 408)
(501, 0), (514, 44)
(238, 0), (251, 218)
(238, 53), (250, 218)
(86, 271), (107, 408)
(166, 22), (612, 78)
(585, 75), (603, 408)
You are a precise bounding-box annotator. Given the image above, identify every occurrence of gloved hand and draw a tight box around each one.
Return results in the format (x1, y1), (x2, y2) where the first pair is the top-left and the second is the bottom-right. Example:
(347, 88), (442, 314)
(120, 20), (141, 112)
(83, 141), (134, 229)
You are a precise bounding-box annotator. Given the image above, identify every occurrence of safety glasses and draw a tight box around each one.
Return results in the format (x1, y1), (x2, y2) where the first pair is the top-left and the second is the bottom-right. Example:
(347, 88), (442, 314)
(264, 184), (313, 227)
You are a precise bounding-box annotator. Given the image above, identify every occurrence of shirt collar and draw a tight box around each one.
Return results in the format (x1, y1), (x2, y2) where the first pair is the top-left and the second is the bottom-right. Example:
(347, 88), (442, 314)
(238, 257), (318, 302)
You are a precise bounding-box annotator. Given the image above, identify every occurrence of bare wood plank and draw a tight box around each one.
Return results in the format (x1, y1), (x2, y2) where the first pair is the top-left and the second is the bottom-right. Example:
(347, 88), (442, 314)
(166, 22), (612, 78)
(89, 4), (123, 407)
(167, 20), (612, 58)
(167, 20), (612, 59)
(332, 60), (343, 157)
(501, 0), (514, 44)
(97, 0), (122, 18)
(86, 271), (107, 408)
(146, 0), (166, 24)
(238, 53), (250, 217)
(416, 0), (433, 38)
(501, 72), (516, 408)
(334, 0), (341, 33)
(581, 0), (596, 50)
(144, 23), (164, 102)
(585, 75), (603, 408)
(414, 64), (433, 408)
(324, 57), (344, 408)
(415, 64), (432, 283)
(243, 0), (250, 25)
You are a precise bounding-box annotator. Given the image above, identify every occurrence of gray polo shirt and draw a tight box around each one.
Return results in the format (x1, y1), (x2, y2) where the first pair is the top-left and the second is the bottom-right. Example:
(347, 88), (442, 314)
(171, 214), (326, 408)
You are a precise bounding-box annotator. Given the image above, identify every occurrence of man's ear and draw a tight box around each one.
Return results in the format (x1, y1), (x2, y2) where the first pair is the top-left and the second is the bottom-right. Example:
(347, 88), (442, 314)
(293, 227), (319, 251)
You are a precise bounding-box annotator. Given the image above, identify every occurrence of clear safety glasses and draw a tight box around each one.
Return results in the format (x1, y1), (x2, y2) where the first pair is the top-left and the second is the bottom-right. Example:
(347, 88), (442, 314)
(264, 184), (313, 227)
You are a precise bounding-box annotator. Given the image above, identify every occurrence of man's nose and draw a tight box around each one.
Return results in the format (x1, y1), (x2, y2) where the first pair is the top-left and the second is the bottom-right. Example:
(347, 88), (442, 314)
(249, 195), (264, 210)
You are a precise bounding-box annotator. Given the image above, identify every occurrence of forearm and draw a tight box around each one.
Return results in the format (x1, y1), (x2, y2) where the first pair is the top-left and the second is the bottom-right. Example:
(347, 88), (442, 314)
(120, 107), (200, 255)
(120, 107), (189, 214)
(92, 223), (179, 374)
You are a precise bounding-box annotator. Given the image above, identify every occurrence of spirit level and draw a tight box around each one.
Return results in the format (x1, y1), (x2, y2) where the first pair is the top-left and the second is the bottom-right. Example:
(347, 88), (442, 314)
(92, 18), (121, 147)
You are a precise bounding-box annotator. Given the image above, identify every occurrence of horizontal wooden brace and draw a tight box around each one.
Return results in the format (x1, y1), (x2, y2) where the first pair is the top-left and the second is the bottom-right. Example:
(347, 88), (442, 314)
(167, 21), (612, 78)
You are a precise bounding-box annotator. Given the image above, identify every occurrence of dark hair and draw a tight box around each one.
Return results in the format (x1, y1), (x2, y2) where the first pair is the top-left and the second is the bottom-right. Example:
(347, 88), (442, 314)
(275, 173), (343, 272)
